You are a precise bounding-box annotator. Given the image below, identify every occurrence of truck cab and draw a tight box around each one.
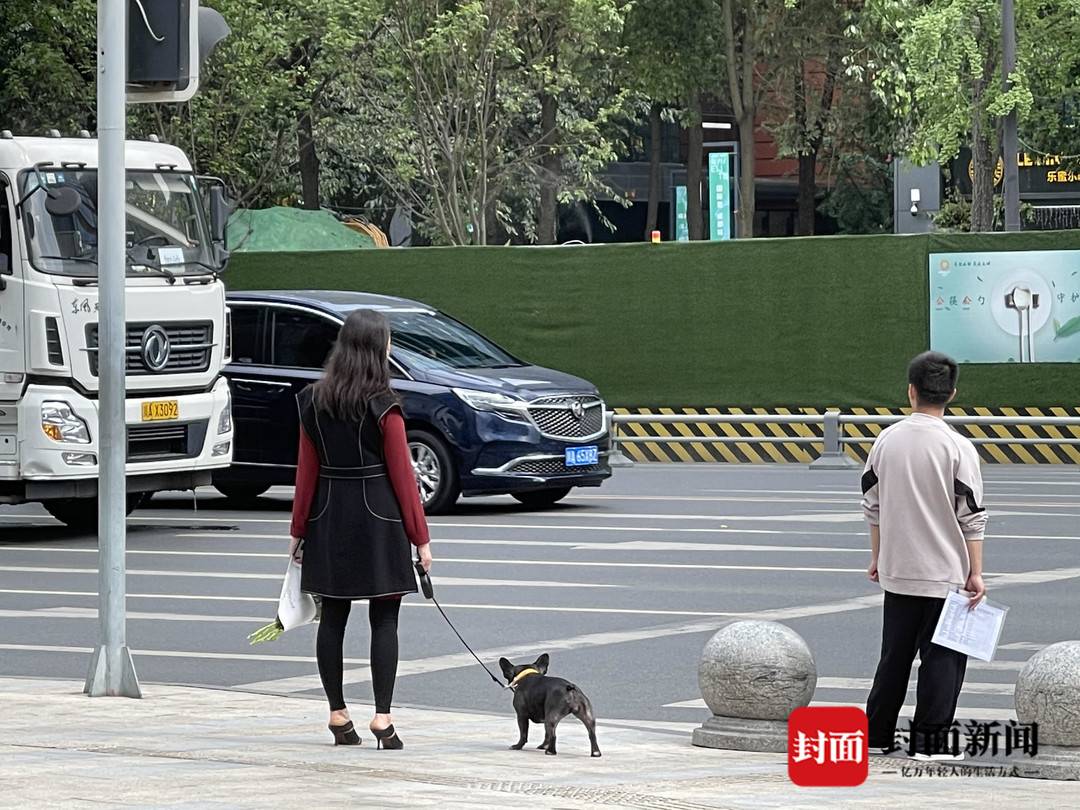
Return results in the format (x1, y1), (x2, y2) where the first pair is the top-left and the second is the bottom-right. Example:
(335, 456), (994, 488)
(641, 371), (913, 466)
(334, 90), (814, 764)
(0, 133), (233, 528)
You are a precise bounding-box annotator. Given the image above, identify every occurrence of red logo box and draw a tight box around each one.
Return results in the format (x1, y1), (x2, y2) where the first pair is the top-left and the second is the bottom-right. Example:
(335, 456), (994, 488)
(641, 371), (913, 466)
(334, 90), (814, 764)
(788, 706), (869, 787)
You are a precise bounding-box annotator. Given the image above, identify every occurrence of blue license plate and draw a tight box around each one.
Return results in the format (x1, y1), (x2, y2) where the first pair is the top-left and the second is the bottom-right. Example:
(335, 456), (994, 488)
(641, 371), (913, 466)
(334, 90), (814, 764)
(565, 446), (599, 467)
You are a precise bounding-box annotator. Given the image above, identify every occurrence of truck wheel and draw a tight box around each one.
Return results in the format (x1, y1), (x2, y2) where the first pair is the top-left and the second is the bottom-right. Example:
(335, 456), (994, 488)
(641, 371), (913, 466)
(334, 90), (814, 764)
(407, 429), (460, 515)
(214, 482), (271, 502)
(43, 494), (144, 532)
(512, 488), (573, 509)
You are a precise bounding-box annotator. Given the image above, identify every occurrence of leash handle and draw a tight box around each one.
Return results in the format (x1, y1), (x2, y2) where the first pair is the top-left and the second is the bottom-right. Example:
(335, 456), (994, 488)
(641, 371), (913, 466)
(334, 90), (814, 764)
(415, 556), (502, 688)
(414, 559), (434, 599)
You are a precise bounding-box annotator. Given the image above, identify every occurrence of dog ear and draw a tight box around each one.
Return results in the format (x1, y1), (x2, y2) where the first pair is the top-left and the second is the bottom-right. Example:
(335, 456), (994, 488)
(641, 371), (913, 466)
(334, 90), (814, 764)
(499, 657), (514, 680)
(534, 653), (550, 674)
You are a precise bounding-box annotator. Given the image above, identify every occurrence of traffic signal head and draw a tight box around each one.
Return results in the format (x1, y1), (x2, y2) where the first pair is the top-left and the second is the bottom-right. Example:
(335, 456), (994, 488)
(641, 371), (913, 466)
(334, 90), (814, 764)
(127, 1), (230, 103)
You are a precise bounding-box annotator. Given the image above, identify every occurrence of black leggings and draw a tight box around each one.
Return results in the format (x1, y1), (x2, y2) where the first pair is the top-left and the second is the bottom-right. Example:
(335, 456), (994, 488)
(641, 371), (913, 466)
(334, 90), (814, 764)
(317, 596), (401, 714)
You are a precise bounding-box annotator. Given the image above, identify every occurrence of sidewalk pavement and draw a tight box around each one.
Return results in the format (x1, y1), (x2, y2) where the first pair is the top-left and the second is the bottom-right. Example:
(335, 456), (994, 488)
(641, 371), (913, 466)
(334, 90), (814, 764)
(1, 677), (1077, 809)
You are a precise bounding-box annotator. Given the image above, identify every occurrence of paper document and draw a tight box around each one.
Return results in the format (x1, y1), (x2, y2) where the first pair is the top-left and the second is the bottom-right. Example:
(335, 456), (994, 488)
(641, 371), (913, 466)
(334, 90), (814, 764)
(931, 590), (1008, 662)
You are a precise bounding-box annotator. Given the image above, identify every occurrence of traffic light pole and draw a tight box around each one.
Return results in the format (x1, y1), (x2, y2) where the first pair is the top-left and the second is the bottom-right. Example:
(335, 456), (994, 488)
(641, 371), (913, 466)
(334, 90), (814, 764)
(1002, 0), (1021, 232)
(85, 0), (141, 698)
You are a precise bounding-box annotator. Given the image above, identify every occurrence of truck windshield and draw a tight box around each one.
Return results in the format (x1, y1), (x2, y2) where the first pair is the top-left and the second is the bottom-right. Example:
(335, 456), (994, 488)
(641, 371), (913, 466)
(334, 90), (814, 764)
(385, 310), (525, 370)
(19, 168), (214, 277)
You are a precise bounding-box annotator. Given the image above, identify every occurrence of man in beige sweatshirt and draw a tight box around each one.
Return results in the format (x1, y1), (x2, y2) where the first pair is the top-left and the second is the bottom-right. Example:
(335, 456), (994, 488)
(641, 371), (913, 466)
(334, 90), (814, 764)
(861, 351), (987, 758)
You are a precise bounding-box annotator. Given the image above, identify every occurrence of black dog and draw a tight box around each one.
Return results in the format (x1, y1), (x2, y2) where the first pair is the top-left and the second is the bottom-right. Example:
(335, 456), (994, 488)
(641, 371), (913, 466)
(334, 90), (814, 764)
(499, 653), (601, 757)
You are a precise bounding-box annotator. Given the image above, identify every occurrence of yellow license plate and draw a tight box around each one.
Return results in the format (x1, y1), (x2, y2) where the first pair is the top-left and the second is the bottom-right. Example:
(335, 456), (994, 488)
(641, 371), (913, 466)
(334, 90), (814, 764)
(141, 400), (179, 422)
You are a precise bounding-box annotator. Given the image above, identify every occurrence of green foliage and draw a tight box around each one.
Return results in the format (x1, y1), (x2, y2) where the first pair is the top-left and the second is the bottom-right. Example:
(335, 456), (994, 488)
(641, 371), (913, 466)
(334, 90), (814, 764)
(819, 155), (893, 234)
(0, 0), (96, 133)
(932, 191), (1036, 232)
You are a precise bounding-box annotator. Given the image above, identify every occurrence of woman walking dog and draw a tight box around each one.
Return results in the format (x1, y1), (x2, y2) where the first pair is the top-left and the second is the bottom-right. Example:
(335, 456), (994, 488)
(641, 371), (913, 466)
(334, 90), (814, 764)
(289, 309), (433, 748)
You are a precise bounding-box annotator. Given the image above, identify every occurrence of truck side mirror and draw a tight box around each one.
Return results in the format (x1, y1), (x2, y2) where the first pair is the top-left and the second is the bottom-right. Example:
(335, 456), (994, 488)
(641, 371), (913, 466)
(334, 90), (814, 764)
(208, 185), (230, 267)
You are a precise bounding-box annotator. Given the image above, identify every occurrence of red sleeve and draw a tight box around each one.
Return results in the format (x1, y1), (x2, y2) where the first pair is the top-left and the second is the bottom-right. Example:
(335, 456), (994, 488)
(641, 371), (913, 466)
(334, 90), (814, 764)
(290, 426), (320, 539)
(381, 407), (430, 547)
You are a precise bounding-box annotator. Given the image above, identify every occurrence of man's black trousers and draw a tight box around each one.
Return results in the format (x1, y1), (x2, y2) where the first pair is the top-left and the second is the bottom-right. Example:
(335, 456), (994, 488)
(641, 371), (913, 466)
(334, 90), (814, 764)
(866, 590), (968, 754)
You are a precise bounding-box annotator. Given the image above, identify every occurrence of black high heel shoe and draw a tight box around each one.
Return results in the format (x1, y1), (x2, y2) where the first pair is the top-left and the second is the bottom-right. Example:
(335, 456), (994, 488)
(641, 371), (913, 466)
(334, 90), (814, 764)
(371, 724), (404, 750)
(328, 720), (361, 746)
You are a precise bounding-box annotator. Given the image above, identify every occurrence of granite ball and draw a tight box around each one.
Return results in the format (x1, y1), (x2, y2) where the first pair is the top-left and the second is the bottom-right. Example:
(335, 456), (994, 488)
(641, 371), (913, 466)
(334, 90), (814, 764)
(1015, 640), (1080, 746)
(698, 620), (817, 721)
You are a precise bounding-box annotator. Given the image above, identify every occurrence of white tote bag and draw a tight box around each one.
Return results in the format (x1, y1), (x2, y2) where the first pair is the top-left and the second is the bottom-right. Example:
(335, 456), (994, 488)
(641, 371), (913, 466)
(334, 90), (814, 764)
(278, 559), (318, 631)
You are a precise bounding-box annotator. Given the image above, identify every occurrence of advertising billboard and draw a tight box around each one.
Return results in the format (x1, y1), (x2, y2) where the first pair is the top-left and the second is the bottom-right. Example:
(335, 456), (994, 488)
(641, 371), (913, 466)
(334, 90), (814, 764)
(929, 250), (1080, 363)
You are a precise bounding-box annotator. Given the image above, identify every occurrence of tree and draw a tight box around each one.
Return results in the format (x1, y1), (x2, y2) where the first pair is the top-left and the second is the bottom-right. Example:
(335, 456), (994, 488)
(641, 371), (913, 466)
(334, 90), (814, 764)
(516, 0), (628, 244)
(624, 0), (724, 240)
(852, 0), (1080, 232)
(720, 0), (787, 238)
(0, 1), (96, 134)
(764, 0), (859, 235)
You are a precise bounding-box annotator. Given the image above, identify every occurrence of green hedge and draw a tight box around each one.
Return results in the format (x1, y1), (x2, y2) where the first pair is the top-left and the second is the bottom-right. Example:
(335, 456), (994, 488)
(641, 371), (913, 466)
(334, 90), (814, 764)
(225, 231), (1080, 408)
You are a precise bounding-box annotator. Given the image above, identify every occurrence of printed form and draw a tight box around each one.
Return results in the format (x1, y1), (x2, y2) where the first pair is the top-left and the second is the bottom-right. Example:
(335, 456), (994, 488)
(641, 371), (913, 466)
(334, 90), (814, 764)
(931, 590), (1008, 662)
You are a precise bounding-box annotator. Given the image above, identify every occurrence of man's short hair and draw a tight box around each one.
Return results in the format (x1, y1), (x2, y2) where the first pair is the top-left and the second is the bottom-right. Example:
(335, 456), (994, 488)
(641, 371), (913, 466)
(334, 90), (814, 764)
(908, 351), (959, 405)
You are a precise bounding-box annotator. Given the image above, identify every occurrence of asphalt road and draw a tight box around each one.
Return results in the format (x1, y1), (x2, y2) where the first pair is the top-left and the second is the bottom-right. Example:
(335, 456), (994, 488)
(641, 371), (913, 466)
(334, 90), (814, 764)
(1, 464), (1077, 730)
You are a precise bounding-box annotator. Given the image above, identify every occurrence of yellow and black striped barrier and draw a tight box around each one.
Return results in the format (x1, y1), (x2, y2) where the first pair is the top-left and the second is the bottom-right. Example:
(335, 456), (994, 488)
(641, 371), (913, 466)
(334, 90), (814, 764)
(612, 407), (1080, 465)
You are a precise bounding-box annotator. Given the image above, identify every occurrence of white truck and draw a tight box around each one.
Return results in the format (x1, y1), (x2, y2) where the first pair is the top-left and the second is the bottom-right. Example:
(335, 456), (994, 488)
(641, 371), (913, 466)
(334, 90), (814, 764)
(0, 133), (233, 528)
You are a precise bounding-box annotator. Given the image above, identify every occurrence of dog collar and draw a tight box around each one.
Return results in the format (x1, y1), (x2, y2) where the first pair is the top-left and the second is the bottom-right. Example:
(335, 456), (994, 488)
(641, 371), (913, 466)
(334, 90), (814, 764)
(508, 667), (541, 689)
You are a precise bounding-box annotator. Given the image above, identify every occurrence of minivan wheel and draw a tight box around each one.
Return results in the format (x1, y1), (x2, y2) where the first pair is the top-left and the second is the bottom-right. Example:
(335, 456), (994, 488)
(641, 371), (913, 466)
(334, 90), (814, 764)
(214, 482), (271, 502)
(512, 487), (572, 509)
(408, 429), (459, 514)
(43, 493), (145, 532)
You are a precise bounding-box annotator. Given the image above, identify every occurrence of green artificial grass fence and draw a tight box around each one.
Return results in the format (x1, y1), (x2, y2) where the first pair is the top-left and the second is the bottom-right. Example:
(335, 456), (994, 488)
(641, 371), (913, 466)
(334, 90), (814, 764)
(225, 231), (1080, 409)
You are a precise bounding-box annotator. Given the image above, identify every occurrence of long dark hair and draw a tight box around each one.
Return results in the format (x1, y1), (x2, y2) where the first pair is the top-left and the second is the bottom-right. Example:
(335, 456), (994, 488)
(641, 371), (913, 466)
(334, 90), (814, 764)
(312, 309), (397, 421)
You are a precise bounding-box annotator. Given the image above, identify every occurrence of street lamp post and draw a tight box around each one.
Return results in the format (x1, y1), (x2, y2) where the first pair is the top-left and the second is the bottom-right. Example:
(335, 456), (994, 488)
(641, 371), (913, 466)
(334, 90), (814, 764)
(84, 0), (141, 699)
(1002, 0), (1021, 231)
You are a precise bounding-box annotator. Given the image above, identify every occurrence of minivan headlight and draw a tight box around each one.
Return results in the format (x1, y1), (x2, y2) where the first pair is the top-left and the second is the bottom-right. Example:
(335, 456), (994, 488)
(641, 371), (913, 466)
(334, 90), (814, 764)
(41, 401), (91, 444)
(452, 388), (529, 422)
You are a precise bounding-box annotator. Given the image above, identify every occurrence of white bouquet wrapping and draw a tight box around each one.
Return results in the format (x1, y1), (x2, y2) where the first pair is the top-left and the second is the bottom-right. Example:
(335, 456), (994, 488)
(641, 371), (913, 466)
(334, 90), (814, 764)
(248, 559), (320, 644)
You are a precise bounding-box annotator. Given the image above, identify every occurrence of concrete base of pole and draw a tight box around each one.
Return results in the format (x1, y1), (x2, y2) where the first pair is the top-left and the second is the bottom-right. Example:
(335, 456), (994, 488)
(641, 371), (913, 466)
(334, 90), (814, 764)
(85, 646), (142, 698)
(692, 715), (789, 753)
(607, 448), (634, 468)
(809, 452), (860, 470)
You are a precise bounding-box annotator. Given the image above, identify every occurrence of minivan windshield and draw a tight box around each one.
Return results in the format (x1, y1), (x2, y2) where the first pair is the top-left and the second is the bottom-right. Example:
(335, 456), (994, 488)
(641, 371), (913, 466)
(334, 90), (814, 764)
(385, 309), (524, 370)
(19, 168), (215, 277)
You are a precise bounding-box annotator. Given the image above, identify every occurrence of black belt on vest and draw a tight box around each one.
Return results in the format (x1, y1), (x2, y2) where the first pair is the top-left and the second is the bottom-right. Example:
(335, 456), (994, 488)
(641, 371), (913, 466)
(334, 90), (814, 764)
(322, 463), (387, 480)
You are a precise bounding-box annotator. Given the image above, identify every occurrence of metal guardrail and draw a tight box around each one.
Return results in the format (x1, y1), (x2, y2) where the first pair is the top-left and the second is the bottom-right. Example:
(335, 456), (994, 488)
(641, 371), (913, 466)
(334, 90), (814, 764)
(606, 410), (1080, 469)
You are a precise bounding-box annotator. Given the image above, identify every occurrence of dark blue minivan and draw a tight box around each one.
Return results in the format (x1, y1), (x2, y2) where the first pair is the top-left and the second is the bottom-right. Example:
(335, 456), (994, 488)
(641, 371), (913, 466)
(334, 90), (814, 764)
(216, 291), (612, 512)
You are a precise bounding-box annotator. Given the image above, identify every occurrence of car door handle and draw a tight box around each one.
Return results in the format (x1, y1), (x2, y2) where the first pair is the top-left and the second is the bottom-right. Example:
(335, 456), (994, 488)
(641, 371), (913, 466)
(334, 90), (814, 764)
(231, 378), (290, 390)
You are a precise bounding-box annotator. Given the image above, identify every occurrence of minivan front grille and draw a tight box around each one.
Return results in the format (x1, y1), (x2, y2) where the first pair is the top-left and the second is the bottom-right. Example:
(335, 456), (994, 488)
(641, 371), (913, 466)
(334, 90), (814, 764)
(527, 395), (604, 440)
(45, 317), (64, 365)
(509, 457), (602, 476)
(127, 420), (208, 460)
(86, 321), (213, 376)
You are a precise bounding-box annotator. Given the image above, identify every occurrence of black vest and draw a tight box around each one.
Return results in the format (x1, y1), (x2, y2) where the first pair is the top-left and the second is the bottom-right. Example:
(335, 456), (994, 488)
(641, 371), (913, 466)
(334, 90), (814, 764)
(296, 387), (417, 599)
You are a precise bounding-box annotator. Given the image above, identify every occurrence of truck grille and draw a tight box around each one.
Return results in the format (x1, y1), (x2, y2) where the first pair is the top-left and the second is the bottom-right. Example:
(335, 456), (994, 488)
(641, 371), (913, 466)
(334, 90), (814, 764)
(127, 421), (208, 460)
(509, 457), (602, 476)
(527, 395), (604, 440)
(86, 322), (214, 376)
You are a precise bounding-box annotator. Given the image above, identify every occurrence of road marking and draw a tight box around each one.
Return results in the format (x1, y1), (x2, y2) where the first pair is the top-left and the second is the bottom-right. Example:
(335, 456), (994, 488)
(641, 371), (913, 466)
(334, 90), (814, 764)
(665, 698), (1018, 721)
(568, 494), (1080, 508)
(999, 641), (1047, 651)
(0, 540), (873, 556)
(0, 642), (368, 665)
(0, 606), (275, 624)
(0, 567), (622, 589)
(236, 564), (1080, 693)
(0, 590), (752, 619)
(169, 531), (1080, 544)
(814, 676), (1015, 695)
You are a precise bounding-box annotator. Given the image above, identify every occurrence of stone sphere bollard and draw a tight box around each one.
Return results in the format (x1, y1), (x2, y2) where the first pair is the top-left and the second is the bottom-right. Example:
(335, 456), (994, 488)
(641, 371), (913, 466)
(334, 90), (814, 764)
(692, 620), (817, 752)
(1015, 641), (1080, 747)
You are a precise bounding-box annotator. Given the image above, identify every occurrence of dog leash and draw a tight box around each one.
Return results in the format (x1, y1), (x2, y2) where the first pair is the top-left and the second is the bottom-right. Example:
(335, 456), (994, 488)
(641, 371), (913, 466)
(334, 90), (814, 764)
(414, 559), (505, 689)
